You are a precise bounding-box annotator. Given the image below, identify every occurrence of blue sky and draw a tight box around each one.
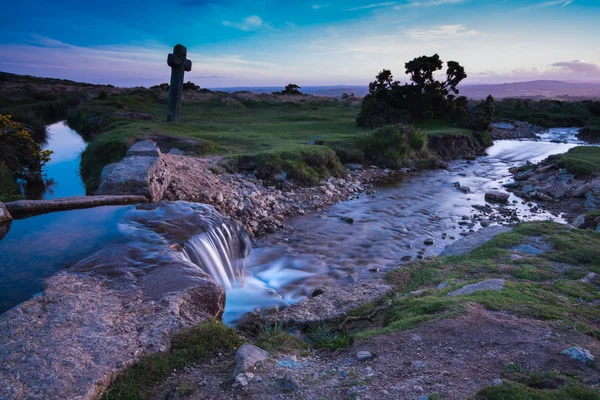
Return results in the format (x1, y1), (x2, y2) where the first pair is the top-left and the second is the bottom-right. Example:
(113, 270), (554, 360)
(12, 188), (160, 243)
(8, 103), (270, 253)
(1, 0), (599, 87)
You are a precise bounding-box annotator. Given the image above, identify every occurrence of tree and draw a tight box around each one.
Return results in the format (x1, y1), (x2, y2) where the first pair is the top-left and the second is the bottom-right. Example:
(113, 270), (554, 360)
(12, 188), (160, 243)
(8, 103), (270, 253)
(468, 95), (496, 131)
(357, 54), (469, 128)
(280, 84), (302, 95)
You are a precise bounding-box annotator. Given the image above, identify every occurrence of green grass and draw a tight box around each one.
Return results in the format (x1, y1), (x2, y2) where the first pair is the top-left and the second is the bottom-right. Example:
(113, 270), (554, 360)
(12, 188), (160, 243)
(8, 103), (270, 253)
(548, 146), (600, 177)
(347, 221), (600, 340)
(494, 98), (599, 128)
(307, 323), (353, 350)
(101, 319), (243, 400)
(256, 320), (307, 354)
(69, 90), (487, 192)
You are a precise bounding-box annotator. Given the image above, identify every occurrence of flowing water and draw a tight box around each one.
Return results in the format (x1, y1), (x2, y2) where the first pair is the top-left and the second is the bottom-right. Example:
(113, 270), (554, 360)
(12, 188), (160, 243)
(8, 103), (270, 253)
(0, 127), (590, 323)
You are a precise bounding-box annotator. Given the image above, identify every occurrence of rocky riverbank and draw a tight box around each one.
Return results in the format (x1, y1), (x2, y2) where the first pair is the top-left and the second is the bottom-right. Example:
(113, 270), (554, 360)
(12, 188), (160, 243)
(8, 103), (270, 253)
(505, 155), (600, 228)
(489, 121), (544, 140)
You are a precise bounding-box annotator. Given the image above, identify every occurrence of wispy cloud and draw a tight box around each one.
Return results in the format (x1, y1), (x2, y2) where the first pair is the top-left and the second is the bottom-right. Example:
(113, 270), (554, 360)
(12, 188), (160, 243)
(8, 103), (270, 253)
(551, 60), (600, 74)
(394, 0), (466, 9)
(518, 0), (574, 12)
(346, 2), (396, 11)
(312, 4), (328, 9)
(223, 15), (263, 31)
(407, 24), (480, 40)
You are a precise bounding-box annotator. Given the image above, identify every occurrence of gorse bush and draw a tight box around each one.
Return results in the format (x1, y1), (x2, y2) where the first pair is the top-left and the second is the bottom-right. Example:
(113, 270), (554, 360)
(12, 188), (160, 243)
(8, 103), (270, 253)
(0, 115), (52, 182)
(360, 124), (428, 169)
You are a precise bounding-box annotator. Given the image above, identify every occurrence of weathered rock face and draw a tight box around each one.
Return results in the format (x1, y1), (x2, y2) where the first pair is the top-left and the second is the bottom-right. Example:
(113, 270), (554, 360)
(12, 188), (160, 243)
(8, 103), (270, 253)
(0, 201), (12, 223)
(0, 202), (250, 400)
(96, 140), (170, 202)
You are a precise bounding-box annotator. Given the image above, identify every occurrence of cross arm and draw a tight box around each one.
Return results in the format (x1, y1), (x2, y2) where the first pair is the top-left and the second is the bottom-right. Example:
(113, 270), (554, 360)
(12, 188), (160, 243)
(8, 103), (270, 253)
(184, 59), (192, 72)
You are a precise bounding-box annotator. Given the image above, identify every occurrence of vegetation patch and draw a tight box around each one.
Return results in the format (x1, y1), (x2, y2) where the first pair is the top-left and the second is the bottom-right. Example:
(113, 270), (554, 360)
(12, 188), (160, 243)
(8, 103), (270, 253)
(102, 319), (243, 400)
(548, 146), (600, 177)
(256, 320), (308, 354)
(307, 323), (353, 350)
(579, 116), (600, 142)
(345, 222), (600, 341)
(494, 98), (600, 128)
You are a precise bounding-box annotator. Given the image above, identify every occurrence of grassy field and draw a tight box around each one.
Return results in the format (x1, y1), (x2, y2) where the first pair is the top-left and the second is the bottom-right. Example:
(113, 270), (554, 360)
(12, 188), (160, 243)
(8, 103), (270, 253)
(68, 89), (478, 192)
(494, 98), (600, 129)
(548, 146), (600, 177)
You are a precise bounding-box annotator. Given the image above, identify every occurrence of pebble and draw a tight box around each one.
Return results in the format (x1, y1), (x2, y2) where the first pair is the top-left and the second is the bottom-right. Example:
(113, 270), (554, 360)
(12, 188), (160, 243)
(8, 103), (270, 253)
(357, 351), (373, 361)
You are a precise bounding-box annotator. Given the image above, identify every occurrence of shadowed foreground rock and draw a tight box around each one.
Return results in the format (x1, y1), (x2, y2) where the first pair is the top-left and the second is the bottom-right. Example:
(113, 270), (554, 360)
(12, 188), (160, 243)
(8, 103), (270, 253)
(0, 201), (12, 223)
(96, 140), (170, 202)
(0, 202), (250, 400)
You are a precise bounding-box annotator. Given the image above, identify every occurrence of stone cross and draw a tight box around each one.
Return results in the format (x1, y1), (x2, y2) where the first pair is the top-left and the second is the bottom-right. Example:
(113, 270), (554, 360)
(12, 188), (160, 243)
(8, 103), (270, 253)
(167, 44), (192, 122)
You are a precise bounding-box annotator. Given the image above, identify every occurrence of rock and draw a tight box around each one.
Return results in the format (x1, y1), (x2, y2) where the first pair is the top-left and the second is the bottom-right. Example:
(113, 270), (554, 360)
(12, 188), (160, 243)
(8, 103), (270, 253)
(273, 171), (287, 182)
(572, 180), (600, 197)
(357, 351), (372, 361)
(126, 140), (161, 157)
(346, 163), (363, 171)
(339, 216), (354, 224)
(234, 372), (254, 387)
(0, 201), (12, 223)
(214, 191), (224, 204)
(0, 221), (10, 241)
(312, 287), (327, 297)
(485, 191), (510, 203)
(0, 202), (242, 400)
(168, 148), (185, 155)
(448, 279), (505, 297)
(561, 346), (595, 364)
(537, 192), (553, 202)
(580, 273), (597, 284)
(282, 373), (300, 392)
(515, 169), (535, 181)
(233, 344), (270, 377)
(96, 141), (171, 202)
(512, 244), (545, 255)
(441, 226), (512, 256)
(572, 214), (587, 229)
(503, 182), (521, 189)
(424, 238), (435, 246)
(401, 255), (413, 262)
(541, 182), (569, 199)
(492, 379), (503, 387)
(437, 282), (448, 290)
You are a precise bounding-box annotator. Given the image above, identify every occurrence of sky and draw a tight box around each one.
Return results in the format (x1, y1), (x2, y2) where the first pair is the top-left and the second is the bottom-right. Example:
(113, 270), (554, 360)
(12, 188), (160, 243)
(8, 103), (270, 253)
(1, 0), (599, 87)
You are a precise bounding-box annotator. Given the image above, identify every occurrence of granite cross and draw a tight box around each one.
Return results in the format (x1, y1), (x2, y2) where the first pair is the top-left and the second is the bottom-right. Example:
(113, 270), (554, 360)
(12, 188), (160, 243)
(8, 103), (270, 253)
(166, 44), (192, 122)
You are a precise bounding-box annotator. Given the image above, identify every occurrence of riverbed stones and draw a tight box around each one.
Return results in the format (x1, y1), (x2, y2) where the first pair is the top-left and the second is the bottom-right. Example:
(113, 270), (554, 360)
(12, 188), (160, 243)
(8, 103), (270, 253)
(233, 344), (271, 377)
(96, 140), (170, 202)
(448, 279), (506, 297)
(0, 201), (12, 223)
(485, 191), (510, 203)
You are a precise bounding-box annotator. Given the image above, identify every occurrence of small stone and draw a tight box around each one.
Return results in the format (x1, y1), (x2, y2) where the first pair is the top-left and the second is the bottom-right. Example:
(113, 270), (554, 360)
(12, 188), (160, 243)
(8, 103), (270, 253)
(357, 351), (372, 361)
(561, 346), (595, 364)
(437, 282), (448, 290)
(572, 214), (587, 229)
(580, 273), (597, 284)
(233, 344), (270, 377)
(492, 379), (503, 387)
(485, 191), (510, 204)
(312, 287), (327, 297)
(214, 191), (224, 204)
(348, 385), (368, 396)
(234, 372), (254, 387)
(424, 238), (434, 246)
(282, 373), (300, 392)
(401, 255), (413, 262)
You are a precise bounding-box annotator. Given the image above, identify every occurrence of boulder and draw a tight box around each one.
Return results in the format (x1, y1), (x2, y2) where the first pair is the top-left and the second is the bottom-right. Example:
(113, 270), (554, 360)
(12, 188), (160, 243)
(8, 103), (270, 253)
(561, 347), (595, 364)
(580, 273), (597, 284)
(233, 344), (271, 377)
(485, 191), (510, 203)
(441, 226), (512, 256)
(96, 141), (170, 202)
(572, 214), (587, 229)
(540, 182), (569, 199)
(448, 279), (505, 297)
(572, 179), (600, 198)
(0, 201), (12, 223)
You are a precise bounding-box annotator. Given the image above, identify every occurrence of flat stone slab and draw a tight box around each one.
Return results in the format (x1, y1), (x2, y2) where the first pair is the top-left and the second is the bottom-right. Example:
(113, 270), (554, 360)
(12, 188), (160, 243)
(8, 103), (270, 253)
(440, 226), (513, 257)
(96, 141), (170, 202)
(5, 195), (147, 217)
(448, 279), (506, 297)
(0, 201), (12, 223)
(126, 139), (161, 157)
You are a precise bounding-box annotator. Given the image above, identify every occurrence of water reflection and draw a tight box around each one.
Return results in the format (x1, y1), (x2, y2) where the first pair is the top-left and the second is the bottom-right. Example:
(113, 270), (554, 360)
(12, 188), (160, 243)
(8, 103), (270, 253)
(21, 121), (86, 200)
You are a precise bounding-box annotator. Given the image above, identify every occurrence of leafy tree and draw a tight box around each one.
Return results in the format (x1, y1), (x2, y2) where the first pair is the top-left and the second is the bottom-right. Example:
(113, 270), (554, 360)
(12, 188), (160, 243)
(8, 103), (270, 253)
(467, 95), (496, 131)
(0, 115), (52, 182)
(357, 54), (469, 128)
(280, 84), (302, 95)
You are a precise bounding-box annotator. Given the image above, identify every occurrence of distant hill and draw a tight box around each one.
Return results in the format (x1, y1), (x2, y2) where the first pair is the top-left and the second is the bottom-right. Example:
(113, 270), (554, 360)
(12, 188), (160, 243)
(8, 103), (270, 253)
(211, 81), (600, 100)
(460, 80), (600, 100)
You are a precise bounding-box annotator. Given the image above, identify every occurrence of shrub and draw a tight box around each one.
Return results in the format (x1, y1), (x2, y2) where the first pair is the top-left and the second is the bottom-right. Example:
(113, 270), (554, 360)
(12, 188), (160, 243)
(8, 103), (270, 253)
(0, 115), (52, 182)
(360, 125), (428, 169)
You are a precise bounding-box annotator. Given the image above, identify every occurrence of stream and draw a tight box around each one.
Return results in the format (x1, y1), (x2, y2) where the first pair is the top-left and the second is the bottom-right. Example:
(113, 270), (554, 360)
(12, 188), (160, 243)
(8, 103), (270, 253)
(0, 127), (588, 322)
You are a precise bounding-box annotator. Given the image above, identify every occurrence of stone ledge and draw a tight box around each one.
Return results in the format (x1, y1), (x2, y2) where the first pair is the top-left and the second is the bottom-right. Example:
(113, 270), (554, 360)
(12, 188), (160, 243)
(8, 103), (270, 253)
(5, 195), (147, 218)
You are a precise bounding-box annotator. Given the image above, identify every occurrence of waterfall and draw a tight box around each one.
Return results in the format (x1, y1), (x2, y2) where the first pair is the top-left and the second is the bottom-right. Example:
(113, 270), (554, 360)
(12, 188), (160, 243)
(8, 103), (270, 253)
(181, 222), (250, 289)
